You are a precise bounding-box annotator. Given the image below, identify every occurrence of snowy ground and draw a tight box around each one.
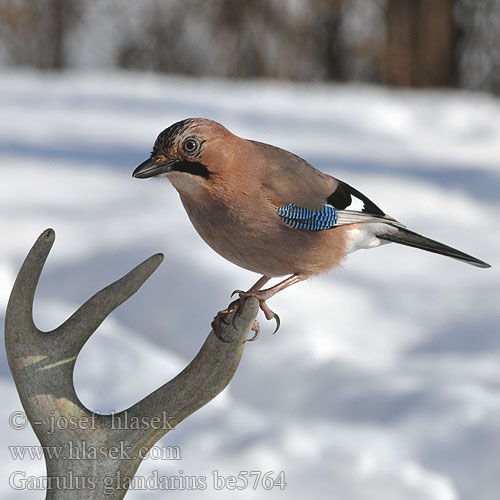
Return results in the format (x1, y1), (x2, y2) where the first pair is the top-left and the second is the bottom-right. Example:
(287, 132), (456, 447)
(0, 70), (499, 500)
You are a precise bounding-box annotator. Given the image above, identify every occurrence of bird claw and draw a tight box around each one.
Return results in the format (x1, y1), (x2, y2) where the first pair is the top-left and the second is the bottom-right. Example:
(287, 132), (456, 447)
(211, 306), (259, 343)
(211, 314), (230, 342)
(211, 300), (240, 342)
(271, 312), (280, 334)
(259, 300), (280, 334)
(245, 320), (260, 342)
(234, 291), (281, 336)
(212, 292), (280, 341)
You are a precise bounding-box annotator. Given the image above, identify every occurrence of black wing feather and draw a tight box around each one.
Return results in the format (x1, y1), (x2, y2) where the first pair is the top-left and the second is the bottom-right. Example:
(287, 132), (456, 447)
(327, 180), (385, 216)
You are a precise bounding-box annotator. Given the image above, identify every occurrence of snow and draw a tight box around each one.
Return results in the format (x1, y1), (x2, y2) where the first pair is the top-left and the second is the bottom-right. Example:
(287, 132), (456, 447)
(0, 70), (499, 500)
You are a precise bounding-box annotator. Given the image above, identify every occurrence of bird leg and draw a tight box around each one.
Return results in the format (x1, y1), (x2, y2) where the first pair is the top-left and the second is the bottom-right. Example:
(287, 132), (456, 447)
(232, 274), (302, 335)
(212, 276), (270, 342)
(213, 274), (302, 340)
(245, 275), (273, 293)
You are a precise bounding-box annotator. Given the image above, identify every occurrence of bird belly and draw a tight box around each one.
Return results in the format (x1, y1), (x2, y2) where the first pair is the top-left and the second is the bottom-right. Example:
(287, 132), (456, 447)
(181, 196), (350, 277)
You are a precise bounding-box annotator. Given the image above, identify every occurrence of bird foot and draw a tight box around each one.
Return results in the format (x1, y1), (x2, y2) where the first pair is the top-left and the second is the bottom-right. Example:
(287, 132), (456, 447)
(211, 302), (260, 342)
(231, 289), (281, 334)
(246, 320), (261, 342)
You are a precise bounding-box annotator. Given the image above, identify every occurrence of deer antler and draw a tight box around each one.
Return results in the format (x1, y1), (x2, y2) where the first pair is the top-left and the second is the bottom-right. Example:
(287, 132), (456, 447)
(5, 229), (258, 499)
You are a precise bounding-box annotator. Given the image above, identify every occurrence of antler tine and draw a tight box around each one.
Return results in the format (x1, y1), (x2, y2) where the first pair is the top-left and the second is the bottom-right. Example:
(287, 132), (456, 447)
(5, 228), (55, 337)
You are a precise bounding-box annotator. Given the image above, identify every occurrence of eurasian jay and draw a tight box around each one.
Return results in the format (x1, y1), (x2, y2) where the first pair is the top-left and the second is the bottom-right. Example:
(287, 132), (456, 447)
(133, 118), (490, 336)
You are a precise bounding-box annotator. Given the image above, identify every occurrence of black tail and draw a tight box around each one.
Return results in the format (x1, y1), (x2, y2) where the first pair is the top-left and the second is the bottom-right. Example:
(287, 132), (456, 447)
(378, 227), (491, 268)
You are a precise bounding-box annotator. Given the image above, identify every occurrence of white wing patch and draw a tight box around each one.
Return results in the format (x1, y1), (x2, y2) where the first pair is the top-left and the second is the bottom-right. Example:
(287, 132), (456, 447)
(344, 196), (365, 212)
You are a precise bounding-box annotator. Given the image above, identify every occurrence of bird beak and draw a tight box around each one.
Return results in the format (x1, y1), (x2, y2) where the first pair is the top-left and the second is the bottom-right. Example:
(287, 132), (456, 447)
(132, 158), (174, 179)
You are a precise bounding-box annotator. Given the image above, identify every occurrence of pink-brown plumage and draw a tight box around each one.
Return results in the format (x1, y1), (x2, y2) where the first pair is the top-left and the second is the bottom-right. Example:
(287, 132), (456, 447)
(133, 118), (490, 336)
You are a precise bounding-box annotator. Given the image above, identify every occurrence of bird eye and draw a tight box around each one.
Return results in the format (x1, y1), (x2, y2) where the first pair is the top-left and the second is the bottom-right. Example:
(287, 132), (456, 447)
(183, 138), (199, 155)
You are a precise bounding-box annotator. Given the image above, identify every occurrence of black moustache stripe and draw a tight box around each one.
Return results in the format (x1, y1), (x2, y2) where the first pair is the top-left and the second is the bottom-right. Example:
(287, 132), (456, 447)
(171, 159), (210, 179)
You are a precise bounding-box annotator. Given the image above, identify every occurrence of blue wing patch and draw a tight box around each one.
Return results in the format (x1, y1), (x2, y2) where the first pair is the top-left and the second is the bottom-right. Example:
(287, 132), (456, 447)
(277, 203), (338, 231)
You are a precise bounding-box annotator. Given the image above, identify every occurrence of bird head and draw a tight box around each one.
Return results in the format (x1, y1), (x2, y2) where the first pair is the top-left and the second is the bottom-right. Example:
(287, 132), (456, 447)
(133, 118), (235, 196)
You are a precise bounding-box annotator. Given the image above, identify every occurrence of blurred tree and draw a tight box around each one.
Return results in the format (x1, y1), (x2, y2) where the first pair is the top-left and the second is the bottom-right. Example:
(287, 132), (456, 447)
(48, 0), (80, 69)
(209, 0), (274, 78)
(117, 1), (192, 74)
(309, 0), (345, 80)
(196, 0), (347, 81)
(455, 0), (500, 95)
(380, 0), (459, 87)
(0, 0), (80, 69)
(0, 0), (499, 94)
